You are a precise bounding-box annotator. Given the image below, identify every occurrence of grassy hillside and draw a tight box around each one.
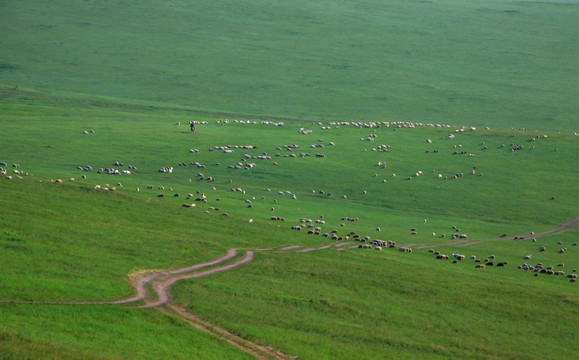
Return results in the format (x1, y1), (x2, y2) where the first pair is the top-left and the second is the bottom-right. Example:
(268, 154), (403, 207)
(174, 243), (579, 360)
(1, 0), (578, 131)
(0, 0), (578, 359)
(1, 94), (577, 359)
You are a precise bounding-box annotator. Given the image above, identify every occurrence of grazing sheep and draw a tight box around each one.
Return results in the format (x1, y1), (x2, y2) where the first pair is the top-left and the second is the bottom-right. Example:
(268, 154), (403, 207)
(475, 264), (486, 269)
(540, 246), (546, 252)
(436, 254), (449, 260)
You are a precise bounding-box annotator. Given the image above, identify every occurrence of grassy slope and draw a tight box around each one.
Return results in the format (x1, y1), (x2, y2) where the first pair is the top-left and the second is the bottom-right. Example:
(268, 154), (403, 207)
(0, 96), (577, 359)
(174, 243), (579, 360)
(0, 306), (256, 360)
(1, 0), (578, 131)
(0, 0), (578, 359)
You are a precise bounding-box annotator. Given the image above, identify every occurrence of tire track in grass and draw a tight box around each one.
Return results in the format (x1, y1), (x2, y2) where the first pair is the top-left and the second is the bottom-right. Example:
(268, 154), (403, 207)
(414, 214), (579, 249)
(0, 248), (292, 359)
(158, 305), (289, 360)
(141, 251), (255, 309)
(137, 247), (295, 360)
(111, 248), (239, 305)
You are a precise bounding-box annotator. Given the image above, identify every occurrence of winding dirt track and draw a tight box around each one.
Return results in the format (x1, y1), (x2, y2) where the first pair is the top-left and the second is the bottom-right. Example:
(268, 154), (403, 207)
(2, 216), (578, 359)
(142, 251), (255, 309)
(114, 244), (349, 360)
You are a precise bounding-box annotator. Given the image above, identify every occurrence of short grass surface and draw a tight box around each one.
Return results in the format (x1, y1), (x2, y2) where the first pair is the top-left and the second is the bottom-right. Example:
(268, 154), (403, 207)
(0, 305), (255, 360)
(173, 246), (579, 360)
(0, 0), (578, 359)
(1, 95), (577, 359)
(1, 0), (578, 131)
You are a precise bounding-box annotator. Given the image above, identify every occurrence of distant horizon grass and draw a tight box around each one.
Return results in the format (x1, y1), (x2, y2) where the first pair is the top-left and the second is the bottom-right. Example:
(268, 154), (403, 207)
(1, 0), (578, 131)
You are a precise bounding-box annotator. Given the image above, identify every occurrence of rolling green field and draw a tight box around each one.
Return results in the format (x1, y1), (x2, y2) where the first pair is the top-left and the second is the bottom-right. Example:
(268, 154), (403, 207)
(1, 0), (578, 131)
(1, 1), (578, 359)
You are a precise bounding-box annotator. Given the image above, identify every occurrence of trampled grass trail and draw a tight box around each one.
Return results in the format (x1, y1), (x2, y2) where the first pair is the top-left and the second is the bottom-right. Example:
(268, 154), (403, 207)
(414, 215), (579, 249)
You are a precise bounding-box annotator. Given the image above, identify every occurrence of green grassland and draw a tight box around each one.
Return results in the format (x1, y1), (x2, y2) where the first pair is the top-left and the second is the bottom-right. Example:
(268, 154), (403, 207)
(1, 94), (577, 359)
(1, 0), (578, 359)
(1, 0), (578, 131)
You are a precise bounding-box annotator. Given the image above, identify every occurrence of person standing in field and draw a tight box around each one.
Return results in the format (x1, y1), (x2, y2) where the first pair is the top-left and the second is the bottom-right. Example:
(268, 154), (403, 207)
(189, 121), (195, 133)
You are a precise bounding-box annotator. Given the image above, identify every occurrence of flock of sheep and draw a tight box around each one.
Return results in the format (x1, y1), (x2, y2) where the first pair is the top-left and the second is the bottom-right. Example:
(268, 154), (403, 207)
(3, 118), (574, 285)
(286, 215), (576, 282)
(1, 162), (28, 181)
